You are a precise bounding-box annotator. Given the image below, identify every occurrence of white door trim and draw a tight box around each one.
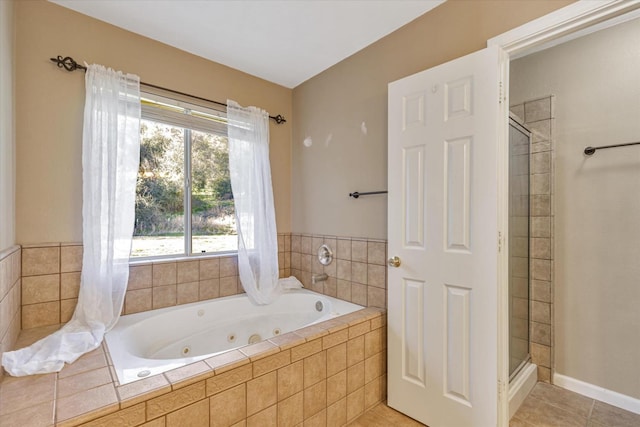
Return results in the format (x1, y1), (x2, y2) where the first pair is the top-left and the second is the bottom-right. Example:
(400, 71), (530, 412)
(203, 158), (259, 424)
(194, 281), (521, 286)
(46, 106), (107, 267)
(488, 1), (640, 426)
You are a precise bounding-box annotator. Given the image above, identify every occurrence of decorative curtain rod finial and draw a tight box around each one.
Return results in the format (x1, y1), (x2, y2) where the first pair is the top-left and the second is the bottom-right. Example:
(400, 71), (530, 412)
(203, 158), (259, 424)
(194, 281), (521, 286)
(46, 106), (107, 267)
(50, 55), (87, 72)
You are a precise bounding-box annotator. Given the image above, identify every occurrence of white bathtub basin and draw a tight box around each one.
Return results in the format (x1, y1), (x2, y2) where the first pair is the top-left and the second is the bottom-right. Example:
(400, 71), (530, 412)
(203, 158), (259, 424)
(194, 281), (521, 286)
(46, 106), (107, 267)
(105, 289), (363, 385)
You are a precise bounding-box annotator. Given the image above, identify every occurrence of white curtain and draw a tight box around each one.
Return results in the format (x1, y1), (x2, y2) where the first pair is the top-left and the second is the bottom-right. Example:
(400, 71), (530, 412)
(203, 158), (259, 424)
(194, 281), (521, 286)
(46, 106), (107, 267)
(2, 65), (140, 376)
(227, 100), (281, 305)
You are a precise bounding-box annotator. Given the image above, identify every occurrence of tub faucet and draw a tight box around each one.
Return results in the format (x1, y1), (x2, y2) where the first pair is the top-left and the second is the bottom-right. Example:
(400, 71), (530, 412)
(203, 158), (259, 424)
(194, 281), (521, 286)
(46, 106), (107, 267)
(311, 273), (328, 284)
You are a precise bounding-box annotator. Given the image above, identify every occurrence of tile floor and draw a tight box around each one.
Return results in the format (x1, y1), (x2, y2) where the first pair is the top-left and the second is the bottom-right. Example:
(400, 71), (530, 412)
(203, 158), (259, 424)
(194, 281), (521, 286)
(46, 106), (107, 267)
(350, 383), (640, 427)
(512, 382), (640, 427)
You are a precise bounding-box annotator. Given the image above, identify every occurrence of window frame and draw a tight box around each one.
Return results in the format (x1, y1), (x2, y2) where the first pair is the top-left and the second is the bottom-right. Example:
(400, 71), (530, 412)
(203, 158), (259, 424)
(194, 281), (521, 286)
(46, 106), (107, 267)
(133, 86), (236, 261)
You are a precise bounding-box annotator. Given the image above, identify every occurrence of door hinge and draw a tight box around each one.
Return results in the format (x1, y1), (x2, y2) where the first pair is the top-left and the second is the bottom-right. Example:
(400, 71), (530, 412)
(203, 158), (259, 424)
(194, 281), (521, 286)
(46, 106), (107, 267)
(498, 231), (503, 252)
(498, 81), (504, 104)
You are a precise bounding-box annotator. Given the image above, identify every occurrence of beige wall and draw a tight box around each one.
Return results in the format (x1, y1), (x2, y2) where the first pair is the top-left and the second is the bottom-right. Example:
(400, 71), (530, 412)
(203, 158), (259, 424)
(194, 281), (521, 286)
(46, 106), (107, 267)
(291, 0), (573, 239)
(0, 0), (15, 252)
(14, 0), (292, 244)
(511, 17), (640, 399)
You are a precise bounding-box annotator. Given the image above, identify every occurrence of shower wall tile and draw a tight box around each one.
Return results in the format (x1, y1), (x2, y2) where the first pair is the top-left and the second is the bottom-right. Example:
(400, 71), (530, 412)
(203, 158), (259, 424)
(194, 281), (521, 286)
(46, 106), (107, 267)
(511, 95), (555, 382)
(0, 246), (22, 377)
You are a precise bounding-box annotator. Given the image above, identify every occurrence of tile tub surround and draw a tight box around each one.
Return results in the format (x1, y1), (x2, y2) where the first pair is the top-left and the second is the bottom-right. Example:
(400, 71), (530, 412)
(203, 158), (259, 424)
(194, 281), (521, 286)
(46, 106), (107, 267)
(0, 307), (387, 427)
(290, 234), (387, 309)
(510, 95), (555, 383)
(0, 246), (21, 377)
(19, 234), (292, 330)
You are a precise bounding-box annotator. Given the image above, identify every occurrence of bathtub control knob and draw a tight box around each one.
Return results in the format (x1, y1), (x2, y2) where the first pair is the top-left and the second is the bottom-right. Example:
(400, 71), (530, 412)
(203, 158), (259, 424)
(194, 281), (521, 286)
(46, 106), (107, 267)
(388, 256), (401, 268)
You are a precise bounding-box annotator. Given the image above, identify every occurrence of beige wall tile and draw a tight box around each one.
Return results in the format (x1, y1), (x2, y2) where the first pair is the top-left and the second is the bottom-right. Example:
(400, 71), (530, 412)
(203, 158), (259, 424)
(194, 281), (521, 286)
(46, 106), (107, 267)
(364, 377), (382, 410)
(531, 342), (551, 368)
(323, 278), (337, 298)
(351, 262), (367, 285)
(532, 238), (551, 259)
(347, 336), (365, 367)
(278, 391), (303, 427)
(347, 361), (365, 394)
(22, 301), (59, 329)
(205, 350), (250, 374)
(61, 272), (80, 299)
(327, 370), (347, 406)
(247, 404), (277, 427)
(326, 342), (346, 377)
(336, 260), (351, 281)
(303, 380), (326, 420)
(346, 387), (365, 422)
(300, 236), (311, 254)
(81, 403), (146, 427)
(290, 252), (300, 270)
(277, 360), (303, 401)
(59, 351), (108, 379)
(532, 280), (551, 303)
(532, 195), (551, 216)
(153, 262), (177, 287)
(177, 281), (199, 305)
(366, 242), (386, 266)
(199, 278), (220, 300)
(364, 352), (384, 383)
(291, 235), (301, 253)
(531, 321), (551, 346)
(22, 274), (59, 304)
(311, 237), (323, 254)
(323, 260), (337, 278)
(206, 364), (252, 396)
(525, 97), (552, 122)
(164, 361), (213, 390)
(128, 265), (152, 290)
(60, 245), (83, 273)
(364, 329), (383, 359)
(337, 280), (351, 302)
(532, 259), (551, 281)
(253, 350), (290, 377)
(326, 397), (346, 427)
(351, 283), (367, 306)
(348, 320), (370, 340)
(531, 217), (551, 238)
(367, 286), (385, 308)
(22, 247), (60, 277)
(304, 408), (326, 426)
(152, 285), (177, 309)
(532, 301), (551, 324)
(124, 289), (152, 314)
(336, 239), (351, 260)
(147, 381), (206, 419)
(176, 260), (199, 284)
(0, 372), (56, 415)
(220, 276), (238, 297)
(351, 240), (367, 263)
(209, 384), (246, 427)
(366, 264), (385, 288)
(60, 298), (77, 323)
(303, 350), (326, 388)
(290, 338), (322, 362)
(115, 374), (171, 408)
(199, 258), (219, 280)
(166, 399), (209, 427)
(220, 257), (238, 277)
(247, 371), (277, 416)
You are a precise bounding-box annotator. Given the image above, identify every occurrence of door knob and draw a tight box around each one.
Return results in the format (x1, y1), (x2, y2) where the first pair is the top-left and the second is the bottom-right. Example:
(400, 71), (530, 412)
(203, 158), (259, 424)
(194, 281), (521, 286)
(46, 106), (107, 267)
(388, 256), (401, 268)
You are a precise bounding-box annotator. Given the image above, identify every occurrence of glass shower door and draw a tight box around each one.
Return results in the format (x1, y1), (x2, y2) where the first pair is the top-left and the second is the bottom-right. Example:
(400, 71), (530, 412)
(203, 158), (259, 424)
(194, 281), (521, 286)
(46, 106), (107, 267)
(509, 116), (531, 380)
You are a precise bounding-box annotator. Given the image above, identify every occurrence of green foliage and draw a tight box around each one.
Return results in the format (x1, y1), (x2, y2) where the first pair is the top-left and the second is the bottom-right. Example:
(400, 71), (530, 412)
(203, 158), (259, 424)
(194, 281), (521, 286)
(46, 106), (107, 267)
(134, 121), (235, 237)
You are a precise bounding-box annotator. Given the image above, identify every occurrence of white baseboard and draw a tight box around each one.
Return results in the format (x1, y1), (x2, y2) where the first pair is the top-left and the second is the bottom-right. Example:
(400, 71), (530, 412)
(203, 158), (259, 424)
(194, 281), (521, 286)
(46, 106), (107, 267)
(509, 363), (538, 419)
(553, 373), (640, 415)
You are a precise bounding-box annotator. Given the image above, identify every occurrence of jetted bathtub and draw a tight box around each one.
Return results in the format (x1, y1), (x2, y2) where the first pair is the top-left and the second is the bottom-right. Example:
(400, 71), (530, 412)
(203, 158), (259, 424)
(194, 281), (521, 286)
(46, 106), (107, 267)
(105, 288), (363, 385)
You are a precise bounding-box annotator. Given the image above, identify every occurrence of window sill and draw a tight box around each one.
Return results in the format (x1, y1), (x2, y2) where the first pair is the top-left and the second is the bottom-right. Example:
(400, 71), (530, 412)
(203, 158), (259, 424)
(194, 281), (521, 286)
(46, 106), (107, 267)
(129, 250), (238, 266)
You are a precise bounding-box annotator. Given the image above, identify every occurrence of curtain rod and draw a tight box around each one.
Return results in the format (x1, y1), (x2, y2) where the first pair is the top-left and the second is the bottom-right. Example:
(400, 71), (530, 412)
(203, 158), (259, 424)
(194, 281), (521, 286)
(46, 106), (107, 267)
(50, 55), (287, 124)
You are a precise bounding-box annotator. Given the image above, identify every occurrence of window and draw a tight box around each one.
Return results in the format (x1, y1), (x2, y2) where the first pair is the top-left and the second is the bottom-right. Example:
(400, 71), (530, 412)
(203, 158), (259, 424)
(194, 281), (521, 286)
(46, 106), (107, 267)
(131, 89), (236, 258)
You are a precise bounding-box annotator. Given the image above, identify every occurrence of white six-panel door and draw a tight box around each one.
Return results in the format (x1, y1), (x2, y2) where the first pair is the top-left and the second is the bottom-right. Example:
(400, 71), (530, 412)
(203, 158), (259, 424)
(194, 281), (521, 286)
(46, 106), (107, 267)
(387, 47), (501, 426)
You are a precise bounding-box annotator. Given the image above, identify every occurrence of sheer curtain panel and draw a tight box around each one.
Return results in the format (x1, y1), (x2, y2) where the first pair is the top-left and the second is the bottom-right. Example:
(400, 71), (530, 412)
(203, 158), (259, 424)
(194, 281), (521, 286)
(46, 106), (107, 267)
(227, 100), (281, 305)
(2, 65), (141, 375)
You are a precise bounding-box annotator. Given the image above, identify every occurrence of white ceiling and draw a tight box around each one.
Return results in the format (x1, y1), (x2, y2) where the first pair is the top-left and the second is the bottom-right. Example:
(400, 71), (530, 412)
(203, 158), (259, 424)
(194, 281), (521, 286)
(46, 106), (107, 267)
(50, 0), (445, 88)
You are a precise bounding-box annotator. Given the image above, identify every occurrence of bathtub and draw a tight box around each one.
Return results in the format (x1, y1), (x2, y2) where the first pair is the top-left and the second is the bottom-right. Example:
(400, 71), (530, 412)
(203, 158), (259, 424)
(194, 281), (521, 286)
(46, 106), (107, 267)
(105, 288), (364, 385)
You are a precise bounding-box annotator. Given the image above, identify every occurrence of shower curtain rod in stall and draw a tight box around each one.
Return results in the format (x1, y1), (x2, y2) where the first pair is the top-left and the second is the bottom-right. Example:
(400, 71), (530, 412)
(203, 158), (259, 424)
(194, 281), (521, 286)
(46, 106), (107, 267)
(49, 55), (287, 124)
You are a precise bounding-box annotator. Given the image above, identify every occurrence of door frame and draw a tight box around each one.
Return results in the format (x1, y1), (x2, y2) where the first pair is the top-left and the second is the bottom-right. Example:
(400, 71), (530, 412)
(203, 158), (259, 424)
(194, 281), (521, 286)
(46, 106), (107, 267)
(489, 1), (640, 425)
